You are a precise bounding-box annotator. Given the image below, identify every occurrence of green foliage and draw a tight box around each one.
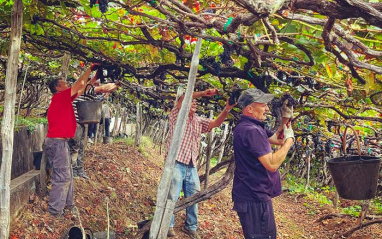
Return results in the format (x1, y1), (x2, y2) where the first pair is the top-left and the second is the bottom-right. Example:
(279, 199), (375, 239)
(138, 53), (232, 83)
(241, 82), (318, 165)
(305, 191), (333, 206)
(341, 205), (362, 217)
(14, 117), (47, 132)
(123, 136), (153, 157)
(370, 199), (382, 215)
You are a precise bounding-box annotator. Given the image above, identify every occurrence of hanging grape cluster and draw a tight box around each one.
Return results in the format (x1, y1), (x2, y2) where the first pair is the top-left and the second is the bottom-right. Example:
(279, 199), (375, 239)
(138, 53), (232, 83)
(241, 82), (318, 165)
(220, 45), (234, 67)
(276, 71), (322, 90)
(96, 64), (122, 82)
(200, 56), (221, 76)
(90, 0), (109, 13)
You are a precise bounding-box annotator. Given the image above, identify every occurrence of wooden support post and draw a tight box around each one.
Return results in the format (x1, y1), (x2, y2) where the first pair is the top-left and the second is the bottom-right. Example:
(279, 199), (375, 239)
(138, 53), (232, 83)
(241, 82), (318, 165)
(135, 102), (142, 147)
(160, 120), (168, 155)
(84, 124), (89, 149)
(149, 35), (203, 239)
(39, 152), (47, 196)
(204, 110), (214, 189)
(217, 123), (229, 164)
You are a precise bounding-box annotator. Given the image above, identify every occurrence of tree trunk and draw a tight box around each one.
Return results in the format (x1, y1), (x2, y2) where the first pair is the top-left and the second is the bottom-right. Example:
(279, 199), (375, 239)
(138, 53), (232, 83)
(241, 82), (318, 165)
(149, 36), (203, 239)
(59, 52), (71, 81)
(0, 1), (23, 238)
(305, 156), (311, 190)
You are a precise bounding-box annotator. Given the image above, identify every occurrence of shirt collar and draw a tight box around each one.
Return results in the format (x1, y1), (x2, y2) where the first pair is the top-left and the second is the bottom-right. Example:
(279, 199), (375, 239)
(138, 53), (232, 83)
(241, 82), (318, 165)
(239, 115), (266, 128)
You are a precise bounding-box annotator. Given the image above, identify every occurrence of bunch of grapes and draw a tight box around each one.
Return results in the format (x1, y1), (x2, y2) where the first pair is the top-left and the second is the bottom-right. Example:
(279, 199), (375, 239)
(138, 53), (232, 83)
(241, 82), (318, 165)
(90, 0), (96, 7)
(280, 92), (298, 107)
(264, 75), (273, 89)
(90, 0), (108, 13)
(96, 64), (122, 82)
(276, 71), (285, 81)
(99, 0), (109, 13)
(220, 45), (234, 67)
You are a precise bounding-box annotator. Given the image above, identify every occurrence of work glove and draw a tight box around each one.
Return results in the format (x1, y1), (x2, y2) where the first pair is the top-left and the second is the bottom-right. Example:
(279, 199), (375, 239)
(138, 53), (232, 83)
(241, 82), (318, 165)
(283, 124), (295, 144)
(282, 99), (294, 119)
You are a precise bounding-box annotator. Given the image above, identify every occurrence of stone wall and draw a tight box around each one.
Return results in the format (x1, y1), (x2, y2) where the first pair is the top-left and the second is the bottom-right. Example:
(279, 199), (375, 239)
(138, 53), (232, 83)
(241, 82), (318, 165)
(0, 124), (47, 179)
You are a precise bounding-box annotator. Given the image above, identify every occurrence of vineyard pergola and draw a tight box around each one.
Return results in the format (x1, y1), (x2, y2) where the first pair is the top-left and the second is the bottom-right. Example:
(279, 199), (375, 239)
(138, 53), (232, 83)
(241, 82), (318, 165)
(1, 0), (382, 238)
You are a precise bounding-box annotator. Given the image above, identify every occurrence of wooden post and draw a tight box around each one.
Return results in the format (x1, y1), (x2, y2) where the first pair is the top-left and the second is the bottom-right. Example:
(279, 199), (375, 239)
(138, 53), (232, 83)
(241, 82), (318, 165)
(217, 123), (229, 164)
(84, 124), (89, 148)
(112, 104), (120, 137)
(0, 1), (23, 238)
(159, 120), (168, 155)
(135, 102), (142, 146)
(149, 36), (203, 239)
(101, 113), (106, 140)
(39, 152), (47, 196)
(204, 110), (214, 189)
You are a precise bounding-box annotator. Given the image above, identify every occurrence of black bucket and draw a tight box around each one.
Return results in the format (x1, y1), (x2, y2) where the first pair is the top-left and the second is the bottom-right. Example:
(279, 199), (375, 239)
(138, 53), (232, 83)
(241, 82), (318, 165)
(62, 226), (93, 239)
(77, 101), (102, 124)
(328, 155), (381, 200)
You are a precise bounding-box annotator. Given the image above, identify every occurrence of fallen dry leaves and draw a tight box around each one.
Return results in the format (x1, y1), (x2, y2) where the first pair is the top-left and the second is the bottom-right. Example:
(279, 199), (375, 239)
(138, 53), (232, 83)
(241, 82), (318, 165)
(10, 141), (382, 239)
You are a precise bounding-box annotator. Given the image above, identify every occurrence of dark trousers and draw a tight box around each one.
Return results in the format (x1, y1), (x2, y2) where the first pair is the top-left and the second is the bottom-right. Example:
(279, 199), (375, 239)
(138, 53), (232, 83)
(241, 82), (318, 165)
(104, 118), (110, 137)
(234, 200), (276, 239)
(88, 123), (96, 138)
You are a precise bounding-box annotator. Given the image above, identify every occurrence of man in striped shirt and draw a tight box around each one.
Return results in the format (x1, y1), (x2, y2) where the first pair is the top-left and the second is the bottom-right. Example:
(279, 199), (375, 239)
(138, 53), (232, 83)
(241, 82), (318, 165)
(69, 75), (119, 179)
(165, 88), (235, 239)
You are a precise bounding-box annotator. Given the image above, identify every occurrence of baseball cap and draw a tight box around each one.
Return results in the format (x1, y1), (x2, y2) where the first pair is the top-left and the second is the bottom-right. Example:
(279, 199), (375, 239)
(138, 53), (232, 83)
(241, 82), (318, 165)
(237, 88), (274, 108)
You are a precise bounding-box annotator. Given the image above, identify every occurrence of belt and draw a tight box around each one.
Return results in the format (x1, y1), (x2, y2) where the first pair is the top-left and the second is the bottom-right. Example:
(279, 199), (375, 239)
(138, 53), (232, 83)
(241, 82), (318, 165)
(47, 137), (71, 141)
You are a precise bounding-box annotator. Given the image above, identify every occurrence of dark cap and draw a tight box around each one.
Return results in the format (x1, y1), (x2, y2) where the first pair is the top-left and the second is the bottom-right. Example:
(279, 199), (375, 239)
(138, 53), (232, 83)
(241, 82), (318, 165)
(237, 88), (274, 108)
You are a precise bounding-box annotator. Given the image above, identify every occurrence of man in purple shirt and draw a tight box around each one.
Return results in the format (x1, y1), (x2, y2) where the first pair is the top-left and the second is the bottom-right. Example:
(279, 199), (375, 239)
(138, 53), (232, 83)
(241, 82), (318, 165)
(232, 89), (294, 239)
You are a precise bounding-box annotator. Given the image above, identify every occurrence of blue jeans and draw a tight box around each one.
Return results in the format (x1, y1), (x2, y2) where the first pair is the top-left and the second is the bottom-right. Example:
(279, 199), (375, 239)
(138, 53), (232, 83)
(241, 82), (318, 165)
(168, 161), (200, 231)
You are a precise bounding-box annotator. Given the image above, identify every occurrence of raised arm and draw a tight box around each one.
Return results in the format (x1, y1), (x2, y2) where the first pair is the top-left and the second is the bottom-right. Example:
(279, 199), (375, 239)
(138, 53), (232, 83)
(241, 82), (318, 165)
(208, 98), (236, 131)
(71, 63), (100, 97)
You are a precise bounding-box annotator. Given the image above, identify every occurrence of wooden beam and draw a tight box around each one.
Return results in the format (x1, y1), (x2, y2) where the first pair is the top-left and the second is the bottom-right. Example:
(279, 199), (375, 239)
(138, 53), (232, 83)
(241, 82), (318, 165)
(149, 35), (203, 239)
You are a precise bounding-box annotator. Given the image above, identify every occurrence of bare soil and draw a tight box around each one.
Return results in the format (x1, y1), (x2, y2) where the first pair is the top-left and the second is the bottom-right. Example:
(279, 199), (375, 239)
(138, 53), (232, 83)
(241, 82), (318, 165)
(10, 141), (382, 239)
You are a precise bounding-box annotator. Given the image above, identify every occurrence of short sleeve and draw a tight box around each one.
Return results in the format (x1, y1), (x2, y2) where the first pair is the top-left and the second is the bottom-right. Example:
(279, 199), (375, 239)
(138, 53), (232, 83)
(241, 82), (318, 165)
(245, 127), (272, 158)
(198, 116), (212, 133)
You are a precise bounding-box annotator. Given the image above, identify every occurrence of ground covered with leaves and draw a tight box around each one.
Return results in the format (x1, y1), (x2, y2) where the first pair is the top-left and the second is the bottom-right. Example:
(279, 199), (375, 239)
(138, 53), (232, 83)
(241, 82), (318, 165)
(10, 140), (382, 239)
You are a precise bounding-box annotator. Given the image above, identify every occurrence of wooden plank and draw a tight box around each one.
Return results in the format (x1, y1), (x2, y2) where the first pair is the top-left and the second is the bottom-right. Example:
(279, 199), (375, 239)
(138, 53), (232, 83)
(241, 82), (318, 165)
(149, 36), (203, 239)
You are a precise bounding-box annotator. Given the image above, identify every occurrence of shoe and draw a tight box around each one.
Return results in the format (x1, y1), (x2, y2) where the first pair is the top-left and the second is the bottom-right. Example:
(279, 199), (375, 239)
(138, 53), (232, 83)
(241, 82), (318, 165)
(88, 138), (94, 144)
(181, 226), (200, 239)
(49, 211), (63, 218)
(167, 227), (176, 237)
(78, 172), (90, 179)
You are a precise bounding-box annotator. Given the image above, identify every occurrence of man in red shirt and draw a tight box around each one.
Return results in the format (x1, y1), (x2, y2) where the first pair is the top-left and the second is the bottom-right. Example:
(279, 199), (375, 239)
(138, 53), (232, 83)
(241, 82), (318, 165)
(44, 64), (99, 216)
(165, 88), (235, 239)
